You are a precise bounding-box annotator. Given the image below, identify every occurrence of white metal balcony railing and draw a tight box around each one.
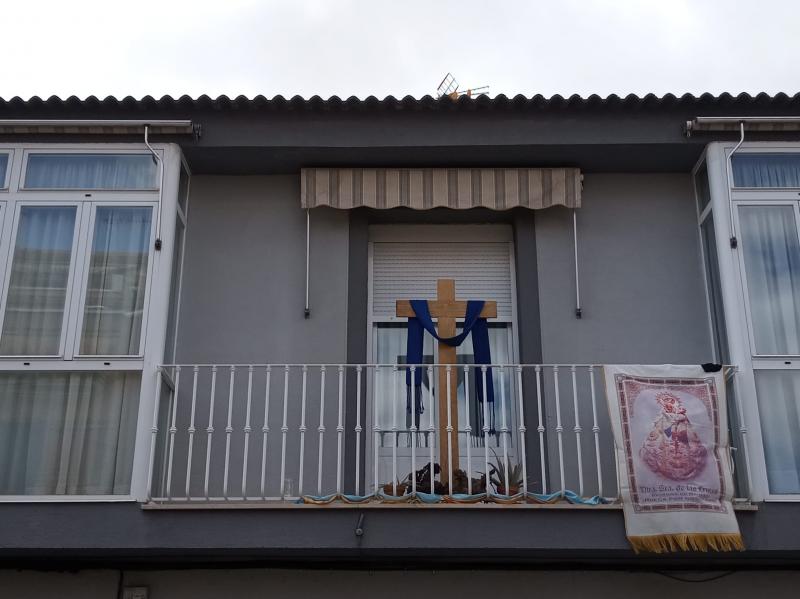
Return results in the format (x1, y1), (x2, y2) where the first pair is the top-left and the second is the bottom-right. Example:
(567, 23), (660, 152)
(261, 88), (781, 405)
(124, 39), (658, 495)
(147, 364), (750, 505)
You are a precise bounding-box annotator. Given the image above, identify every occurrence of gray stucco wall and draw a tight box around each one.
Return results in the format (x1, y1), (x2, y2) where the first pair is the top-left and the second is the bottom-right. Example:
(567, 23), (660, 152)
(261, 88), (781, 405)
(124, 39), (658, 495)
(176, 173), (709, 368)
(176, 175), (349, 365)
(162, 173), (713, 500)
(536, 173), (711, 364)
(162, 176), (350, 498)
(533, 173), (712, 495)
(3, 568), (800, 599)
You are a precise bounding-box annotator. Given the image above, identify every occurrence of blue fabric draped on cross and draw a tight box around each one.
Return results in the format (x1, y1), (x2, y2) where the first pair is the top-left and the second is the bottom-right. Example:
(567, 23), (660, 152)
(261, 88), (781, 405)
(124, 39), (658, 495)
(405, 299), (495, 432)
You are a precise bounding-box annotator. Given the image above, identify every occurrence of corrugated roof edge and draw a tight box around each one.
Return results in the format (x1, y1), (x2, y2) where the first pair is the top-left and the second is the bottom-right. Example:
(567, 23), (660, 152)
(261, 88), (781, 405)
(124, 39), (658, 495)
(1, 92), (800, 112)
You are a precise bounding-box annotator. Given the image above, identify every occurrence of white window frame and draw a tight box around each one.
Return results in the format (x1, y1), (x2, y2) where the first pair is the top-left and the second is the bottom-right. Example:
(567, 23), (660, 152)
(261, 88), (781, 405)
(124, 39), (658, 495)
(0, 142), (184, 502)
(365, 224), (521, 490)
(705, 141), (800, 501)
(163, 155), (191, 366)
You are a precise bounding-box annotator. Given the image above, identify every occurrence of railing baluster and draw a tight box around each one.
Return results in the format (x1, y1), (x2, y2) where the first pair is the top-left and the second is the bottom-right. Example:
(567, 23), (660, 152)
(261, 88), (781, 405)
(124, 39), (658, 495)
(446, 364), (453, 496)
(500, 365), (510, 494)
(203, 365), (218, 500)
(241, 365), (254, 499)
(464, 364), (472, 495)
(260, 365), (272, 499)
(427, 365), (435, 494)
(481, 365), (490, 495)
(336, 365), (345, 496)
(373, 366), (380, 495)
(391, 365), (398, 496)
(354, 365), (363, 496)
(588, 365), (603, 498)
(185, 366), (199, 499)
(222, 366), (236, 500)
(410, 365), (417, 495)
(165, 366), (181, 500)
(279, 366), (289, 498)
(316, 366), (327, 497)
(146, 368), (163, 501)
(298, 365), (308, 497)
(570, 365), (584, 497)
(516, 366), (528, 496)
(553, 365), (566, 496)
(535, 365), (546, 494)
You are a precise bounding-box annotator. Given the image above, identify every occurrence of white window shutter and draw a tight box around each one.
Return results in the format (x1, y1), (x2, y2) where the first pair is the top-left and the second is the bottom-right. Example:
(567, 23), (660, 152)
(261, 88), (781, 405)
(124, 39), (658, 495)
(371, 242), (514, 320)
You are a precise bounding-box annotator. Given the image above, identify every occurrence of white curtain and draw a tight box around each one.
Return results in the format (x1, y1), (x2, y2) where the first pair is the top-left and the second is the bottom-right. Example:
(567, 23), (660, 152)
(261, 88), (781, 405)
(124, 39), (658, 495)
(0, 153), (8, 187)
(0, 206), (76, 355)
(0, 372), (140, 495)
(754, 371), (800, 494)
(739, 205), (800, 354)
(80, 207), (152, 355)
(733, 154), (800, 188)
(25, 154), (156, 190)
(373, 323), (512, 451)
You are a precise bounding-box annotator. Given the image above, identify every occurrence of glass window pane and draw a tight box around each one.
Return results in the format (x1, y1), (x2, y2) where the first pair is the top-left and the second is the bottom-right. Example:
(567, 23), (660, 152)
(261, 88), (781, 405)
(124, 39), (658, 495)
(700, 215), (729, 362)
(25, 154), (157, 190)
(0, 153), (8, 188)
(732, 153), (800, 188)
(178, 163), (190, 214)
(80, 206), (152, 355)
(0, 206), (76, 355)
(0, 371), (140, 495)
(754, 370), (800, 494)
(695, 162), (711, 213)
(163, 218), (185, 364)
(739, 205), (800, 354)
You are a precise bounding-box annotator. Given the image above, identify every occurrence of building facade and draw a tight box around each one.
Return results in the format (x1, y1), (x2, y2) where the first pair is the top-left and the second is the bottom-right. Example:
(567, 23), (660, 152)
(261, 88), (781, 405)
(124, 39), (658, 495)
(0, 93), (800, 597)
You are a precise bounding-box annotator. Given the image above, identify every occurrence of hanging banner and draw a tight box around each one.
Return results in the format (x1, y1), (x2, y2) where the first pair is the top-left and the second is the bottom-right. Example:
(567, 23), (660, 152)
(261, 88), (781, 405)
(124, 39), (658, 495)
(604, 365), (744, 553)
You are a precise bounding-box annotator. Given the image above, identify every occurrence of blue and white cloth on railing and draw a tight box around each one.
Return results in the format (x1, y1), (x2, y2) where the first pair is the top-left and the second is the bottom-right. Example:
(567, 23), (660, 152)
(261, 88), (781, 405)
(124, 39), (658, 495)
(298, 490), (611, 506)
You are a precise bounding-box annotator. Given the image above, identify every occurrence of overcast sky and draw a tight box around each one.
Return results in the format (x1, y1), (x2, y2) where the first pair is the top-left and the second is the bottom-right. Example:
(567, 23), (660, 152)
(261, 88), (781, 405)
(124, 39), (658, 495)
(3, 0), (798, 100)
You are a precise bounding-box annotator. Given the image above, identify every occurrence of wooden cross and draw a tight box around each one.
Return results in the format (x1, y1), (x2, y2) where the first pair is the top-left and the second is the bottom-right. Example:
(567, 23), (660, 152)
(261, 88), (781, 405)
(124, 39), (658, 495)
(396, 278), (497, 483)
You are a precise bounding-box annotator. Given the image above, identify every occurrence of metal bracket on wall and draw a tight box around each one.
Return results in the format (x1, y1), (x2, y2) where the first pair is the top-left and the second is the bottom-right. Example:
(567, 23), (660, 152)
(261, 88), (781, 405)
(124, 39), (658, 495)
(305, 209), (311, 318)
(573, 209), (582, 319)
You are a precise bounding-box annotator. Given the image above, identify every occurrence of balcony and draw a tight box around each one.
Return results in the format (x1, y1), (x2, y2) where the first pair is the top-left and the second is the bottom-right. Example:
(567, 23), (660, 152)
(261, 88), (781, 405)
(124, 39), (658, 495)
(147, 363), (751, 506)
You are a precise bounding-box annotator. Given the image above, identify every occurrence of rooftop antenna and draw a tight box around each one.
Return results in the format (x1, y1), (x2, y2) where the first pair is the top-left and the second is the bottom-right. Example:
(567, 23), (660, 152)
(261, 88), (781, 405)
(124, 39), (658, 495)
(436, 73), (489, 100)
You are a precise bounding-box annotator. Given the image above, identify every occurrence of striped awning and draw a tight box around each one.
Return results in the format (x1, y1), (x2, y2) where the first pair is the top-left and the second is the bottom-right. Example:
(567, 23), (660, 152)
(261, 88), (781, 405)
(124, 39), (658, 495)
(301, 168), (582, 210)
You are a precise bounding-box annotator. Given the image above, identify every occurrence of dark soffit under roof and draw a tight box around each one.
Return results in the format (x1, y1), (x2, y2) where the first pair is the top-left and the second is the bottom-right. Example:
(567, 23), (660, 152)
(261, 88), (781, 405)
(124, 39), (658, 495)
(1, 93), (799, 173)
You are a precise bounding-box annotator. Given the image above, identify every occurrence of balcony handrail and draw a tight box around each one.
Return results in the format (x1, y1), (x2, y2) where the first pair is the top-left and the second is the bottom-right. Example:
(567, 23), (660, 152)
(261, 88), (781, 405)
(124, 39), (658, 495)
(148, 362), (747, 505)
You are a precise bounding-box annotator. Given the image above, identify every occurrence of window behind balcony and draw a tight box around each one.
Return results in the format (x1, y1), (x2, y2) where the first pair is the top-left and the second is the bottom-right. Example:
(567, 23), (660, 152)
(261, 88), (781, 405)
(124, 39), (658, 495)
(725, 150), (800, 496)
(0, 149), (169, 497)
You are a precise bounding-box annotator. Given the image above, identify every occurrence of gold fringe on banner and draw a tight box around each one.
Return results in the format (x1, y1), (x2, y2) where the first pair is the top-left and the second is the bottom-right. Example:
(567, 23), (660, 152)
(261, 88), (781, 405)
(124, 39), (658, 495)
(628, 533), (745, 554)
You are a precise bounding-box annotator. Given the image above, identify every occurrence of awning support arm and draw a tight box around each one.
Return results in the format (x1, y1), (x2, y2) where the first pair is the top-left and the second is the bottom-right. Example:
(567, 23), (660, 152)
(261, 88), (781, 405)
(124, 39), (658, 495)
(573, 209), (582, 319)
(305, 209), (311, 318)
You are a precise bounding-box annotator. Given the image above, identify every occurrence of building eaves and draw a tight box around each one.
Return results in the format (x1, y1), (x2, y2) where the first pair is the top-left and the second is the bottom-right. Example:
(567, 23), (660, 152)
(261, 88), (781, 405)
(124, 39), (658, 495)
(1, 92), (799, 113)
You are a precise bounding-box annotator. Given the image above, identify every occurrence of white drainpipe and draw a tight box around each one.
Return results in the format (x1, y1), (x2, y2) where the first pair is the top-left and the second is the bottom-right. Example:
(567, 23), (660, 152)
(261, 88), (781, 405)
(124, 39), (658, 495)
(143, 124), (165, 251)
(726, 121), (746, 249)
